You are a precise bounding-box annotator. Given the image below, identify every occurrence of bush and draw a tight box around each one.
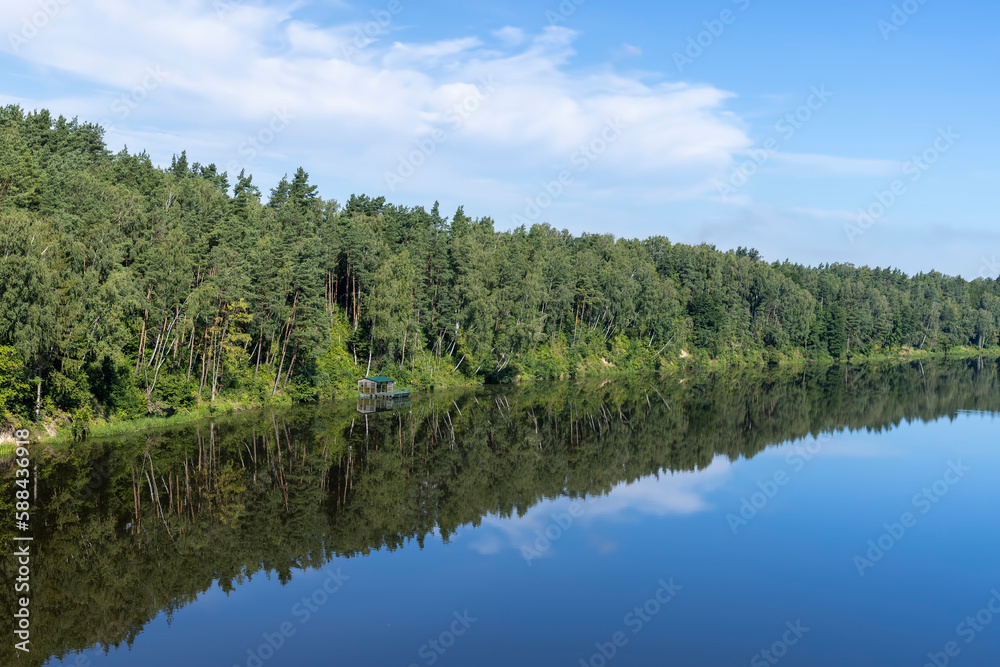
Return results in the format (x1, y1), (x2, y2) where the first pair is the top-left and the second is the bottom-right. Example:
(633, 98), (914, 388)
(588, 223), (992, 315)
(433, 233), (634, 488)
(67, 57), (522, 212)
(152, 373), (197, 411)
(71, 404), (94, 440)
(0, 346), (29, 425)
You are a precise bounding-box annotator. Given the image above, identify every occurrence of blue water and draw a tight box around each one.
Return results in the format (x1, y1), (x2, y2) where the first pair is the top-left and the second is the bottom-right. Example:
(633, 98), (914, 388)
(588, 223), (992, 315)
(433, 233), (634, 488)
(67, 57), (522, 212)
(49, 411), (1000, 667)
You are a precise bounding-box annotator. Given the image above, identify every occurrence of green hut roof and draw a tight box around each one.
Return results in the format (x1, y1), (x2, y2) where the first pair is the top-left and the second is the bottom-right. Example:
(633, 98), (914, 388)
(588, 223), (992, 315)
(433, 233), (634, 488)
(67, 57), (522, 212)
(362, 376), (395, 383)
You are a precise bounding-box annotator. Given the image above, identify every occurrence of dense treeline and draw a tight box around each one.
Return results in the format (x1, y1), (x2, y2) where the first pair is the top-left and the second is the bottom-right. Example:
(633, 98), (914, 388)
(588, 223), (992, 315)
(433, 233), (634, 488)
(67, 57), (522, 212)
(1, 360), (999, 665)
(1, 107), (999, 428)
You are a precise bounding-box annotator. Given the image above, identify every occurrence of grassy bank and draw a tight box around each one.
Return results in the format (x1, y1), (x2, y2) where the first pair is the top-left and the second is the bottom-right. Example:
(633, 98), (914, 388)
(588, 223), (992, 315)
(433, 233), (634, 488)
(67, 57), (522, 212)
(24, 344), (998, 445)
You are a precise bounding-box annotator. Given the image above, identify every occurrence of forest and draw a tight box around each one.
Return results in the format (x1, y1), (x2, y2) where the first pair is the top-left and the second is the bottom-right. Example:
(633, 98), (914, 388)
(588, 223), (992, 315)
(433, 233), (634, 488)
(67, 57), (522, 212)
(1, 107), (999, 430)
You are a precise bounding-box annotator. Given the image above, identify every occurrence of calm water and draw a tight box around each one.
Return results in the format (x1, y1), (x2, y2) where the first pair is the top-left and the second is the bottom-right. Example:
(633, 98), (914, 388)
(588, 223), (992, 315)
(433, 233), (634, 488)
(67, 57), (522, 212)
(3, 361), (1000, 666)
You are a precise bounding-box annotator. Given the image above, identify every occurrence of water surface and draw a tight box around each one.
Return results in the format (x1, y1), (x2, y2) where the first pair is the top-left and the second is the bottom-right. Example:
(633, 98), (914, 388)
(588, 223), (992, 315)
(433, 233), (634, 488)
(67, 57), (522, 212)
(3, 360), (1000, 666)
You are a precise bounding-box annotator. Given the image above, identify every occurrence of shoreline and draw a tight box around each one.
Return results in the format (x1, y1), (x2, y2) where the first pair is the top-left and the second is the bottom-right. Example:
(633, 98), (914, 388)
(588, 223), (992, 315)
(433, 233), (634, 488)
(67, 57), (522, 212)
(14, 345), (996, 446)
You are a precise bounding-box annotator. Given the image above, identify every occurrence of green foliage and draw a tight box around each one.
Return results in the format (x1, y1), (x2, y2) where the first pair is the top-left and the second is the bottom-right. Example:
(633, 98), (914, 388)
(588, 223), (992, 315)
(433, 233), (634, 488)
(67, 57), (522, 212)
(70, 403), (94, 440)
(824, 304), (848, 358)
(0, 106), (998, 434)
(689, 291), (724, 351)
(0, 345), (29, 424)
(100, 361), (147, 420)
(0, 111), (43, 210)
(365, 250), (415, 360)
(316, 309), (362, 396)
(151, 373), (197, 411)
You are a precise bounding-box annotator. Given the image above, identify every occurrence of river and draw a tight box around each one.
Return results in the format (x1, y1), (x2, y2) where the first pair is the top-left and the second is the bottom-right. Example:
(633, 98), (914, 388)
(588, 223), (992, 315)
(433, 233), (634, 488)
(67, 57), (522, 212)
(3, 359), (999, 666)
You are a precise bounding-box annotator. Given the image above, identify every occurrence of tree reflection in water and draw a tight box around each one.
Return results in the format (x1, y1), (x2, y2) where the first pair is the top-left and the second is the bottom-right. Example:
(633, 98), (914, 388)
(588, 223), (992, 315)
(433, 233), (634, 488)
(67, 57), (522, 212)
(1, 359), (998, 666)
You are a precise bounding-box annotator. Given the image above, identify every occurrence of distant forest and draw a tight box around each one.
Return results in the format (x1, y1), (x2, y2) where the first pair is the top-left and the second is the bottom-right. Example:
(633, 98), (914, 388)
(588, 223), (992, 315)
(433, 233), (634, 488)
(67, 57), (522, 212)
(1, 107), (999, 427)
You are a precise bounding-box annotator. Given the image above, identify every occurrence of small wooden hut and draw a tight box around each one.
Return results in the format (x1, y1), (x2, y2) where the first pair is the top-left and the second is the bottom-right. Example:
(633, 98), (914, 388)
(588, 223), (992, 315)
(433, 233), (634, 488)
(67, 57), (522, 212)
(358, 376), (396, 397)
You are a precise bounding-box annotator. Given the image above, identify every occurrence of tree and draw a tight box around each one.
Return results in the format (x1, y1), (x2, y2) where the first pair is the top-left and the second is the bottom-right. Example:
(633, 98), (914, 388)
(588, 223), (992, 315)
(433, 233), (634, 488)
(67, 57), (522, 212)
(2, 105), (999, 426)
(0, 116), (43, 210)
(824, 304), (848, 358)
(0, 346), (28, 423)
(365, 251), (415, 363)
(975, 309), (995, 350)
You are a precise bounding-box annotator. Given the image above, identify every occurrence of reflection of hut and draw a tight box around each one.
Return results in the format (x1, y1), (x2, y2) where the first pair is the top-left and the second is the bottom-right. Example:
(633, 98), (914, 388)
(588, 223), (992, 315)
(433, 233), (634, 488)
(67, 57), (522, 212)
(357, 395), (411, 414)
(357, 397), (380, 414)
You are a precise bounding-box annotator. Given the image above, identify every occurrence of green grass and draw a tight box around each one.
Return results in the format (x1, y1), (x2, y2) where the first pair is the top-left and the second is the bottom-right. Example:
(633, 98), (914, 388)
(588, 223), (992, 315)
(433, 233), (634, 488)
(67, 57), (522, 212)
(836, 345), (1000, 364)
(46, 401), (255, 446)
(35, 345), (1000, 444)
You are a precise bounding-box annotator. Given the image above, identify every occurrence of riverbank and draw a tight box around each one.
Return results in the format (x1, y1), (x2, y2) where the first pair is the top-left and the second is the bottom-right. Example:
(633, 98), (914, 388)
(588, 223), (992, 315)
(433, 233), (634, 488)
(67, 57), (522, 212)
(14, 344), (1000, 445)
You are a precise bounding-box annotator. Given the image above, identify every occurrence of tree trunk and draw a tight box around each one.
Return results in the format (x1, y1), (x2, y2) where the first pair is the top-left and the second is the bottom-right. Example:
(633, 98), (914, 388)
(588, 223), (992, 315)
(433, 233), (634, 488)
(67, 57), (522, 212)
(211, 315), (230, 402)
(136, 286), (153, 372)
(136, 312), (148, 372)
(254, 324), (264, 377)
(283, 344), (299, 386)
(272, 293), (298, 397)
(147, 315), (168, 370)
(573, 300), (580, 344)
(187, 318), (197, 379)
(199, 328), (211, 398)
(400, 319), (409, 369)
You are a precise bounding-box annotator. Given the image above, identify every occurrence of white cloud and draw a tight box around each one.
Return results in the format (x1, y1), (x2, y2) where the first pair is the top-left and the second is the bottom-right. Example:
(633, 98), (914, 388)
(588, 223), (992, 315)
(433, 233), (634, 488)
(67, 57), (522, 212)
(0, 0), (753, 213)
(583, 458), (733, 517)
(492, 26), (525, 47)
(0, 0), (986, 279)
(383, 37), (484, 68)
(467, 458), (733, 559)
(612, 43), (642, 59)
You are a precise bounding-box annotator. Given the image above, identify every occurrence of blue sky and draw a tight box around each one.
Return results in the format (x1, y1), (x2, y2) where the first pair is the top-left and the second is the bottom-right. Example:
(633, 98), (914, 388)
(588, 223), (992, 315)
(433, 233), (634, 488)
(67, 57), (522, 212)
(2, 0), (998, 277)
